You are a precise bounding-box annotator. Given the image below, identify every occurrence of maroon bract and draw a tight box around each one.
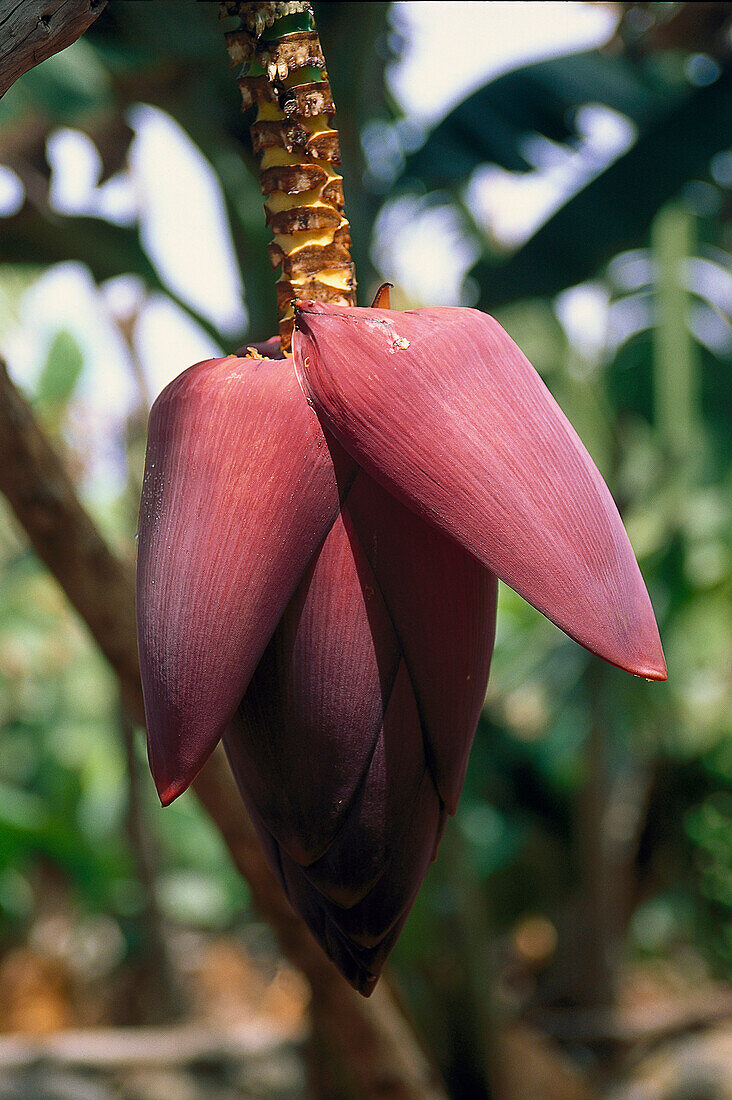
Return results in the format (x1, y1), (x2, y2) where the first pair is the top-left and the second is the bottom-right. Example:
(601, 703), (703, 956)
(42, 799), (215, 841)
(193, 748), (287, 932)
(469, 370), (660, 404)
(293, 302), (666, 681)
(137, 302), (665, 994)
(225, 471), (497, 993)
(137, 354), (346, 805)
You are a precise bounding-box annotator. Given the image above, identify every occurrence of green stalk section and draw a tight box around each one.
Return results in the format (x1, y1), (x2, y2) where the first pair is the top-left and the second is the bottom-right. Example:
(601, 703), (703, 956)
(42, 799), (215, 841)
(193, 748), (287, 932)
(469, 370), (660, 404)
(221, 1), (357, 352)
(652, 204), (701, 486)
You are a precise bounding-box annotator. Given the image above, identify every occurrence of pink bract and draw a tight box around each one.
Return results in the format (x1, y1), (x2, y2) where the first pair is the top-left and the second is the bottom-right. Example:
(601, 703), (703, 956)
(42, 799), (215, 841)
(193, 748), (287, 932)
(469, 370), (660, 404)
(293, 301), (666, 681)
(137, 300), (665, 993)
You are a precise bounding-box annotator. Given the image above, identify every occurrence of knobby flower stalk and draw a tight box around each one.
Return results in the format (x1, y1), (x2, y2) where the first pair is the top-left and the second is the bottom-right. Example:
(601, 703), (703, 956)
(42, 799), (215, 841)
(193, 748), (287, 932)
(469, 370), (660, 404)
(222, 0), (356, 349)
(136, 2), (667, 996)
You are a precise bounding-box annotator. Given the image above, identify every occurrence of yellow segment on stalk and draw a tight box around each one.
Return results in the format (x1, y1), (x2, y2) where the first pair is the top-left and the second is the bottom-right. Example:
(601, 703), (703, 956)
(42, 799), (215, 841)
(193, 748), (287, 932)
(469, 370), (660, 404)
(265, 188), (329, 213)
(255, 101), (333, 138)
(277, 268), (352, 294)
(256, 101), (285, 121)
(260, 146), (342, 183)
(305, 115), (334, 135)
(258, 114), (346, 264)
(317, 268), (353, 291)
(261, 146), (303, 168)
(274, 227), (337, 251)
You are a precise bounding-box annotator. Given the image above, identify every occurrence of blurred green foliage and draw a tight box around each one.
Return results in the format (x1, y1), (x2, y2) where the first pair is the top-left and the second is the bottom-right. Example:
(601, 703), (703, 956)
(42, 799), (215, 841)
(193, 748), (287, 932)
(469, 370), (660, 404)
(0, 2), (729, 1093)
(0, 496), (249, 932)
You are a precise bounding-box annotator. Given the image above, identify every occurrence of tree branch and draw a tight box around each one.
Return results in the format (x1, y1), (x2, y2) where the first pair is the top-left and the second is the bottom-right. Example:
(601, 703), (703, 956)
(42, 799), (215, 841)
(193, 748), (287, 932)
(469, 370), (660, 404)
(0, 358), (447, 1099)
(0, 0), (107, 100)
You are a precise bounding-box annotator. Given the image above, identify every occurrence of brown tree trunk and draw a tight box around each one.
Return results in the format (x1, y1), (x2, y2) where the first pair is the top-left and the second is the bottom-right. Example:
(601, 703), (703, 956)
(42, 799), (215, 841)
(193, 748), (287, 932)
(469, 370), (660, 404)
(0, 0), (107, 99)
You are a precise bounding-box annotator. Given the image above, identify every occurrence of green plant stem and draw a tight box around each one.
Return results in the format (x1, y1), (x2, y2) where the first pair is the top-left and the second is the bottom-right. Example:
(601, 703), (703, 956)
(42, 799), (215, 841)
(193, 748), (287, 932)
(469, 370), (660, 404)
(652, 203), (702, 487)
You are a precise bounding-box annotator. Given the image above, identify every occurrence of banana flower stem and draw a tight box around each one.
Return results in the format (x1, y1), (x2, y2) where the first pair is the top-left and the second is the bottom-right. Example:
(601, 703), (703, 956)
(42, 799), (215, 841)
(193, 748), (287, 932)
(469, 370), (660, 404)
(221, 1), (357, 351)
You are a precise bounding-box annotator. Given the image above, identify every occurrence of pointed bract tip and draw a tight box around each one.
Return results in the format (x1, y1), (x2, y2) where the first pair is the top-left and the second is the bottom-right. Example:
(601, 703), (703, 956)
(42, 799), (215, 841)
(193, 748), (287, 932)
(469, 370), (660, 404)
(146, 717), (214, 807)
(596, 636), (667, 684)
(358, 974), (379, 997)
(634, 651), (667, 682)
(157, 778), (187, 808)
(371, 283), (393, 309)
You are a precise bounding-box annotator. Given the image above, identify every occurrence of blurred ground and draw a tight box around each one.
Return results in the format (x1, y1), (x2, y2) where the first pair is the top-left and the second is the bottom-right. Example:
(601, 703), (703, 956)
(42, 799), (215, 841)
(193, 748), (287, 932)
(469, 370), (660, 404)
(0, 929), (308, 1099)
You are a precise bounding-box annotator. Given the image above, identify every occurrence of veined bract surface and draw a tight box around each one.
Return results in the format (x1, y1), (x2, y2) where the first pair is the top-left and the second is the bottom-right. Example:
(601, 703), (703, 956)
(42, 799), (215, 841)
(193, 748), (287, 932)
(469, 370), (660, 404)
(137, 301), (665, 993)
